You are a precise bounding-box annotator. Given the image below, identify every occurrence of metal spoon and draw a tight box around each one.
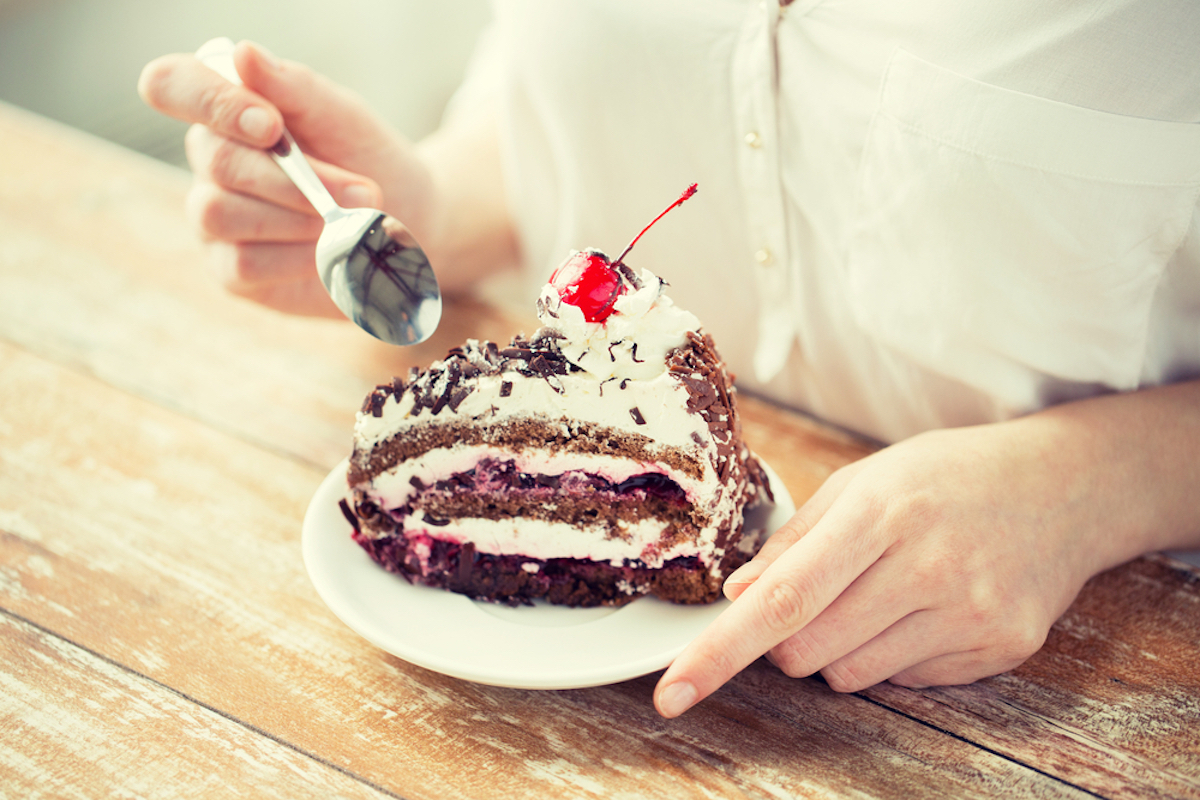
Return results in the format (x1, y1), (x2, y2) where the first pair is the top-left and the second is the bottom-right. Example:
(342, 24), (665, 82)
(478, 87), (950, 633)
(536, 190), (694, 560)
(196, 37), (441, 346)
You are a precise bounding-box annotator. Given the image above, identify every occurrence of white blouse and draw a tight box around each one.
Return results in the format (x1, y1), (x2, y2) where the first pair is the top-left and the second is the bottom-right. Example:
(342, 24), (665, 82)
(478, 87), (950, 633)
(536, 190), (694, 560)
(452, 0), (1200, 445)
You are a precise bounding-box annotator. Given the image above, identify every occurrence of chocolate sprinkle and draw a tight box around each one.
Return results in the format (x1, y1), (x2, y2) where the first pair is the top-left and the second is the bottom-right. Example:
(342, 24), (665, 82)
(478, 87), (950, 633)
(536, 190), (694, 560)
(338, 498), (360, 532)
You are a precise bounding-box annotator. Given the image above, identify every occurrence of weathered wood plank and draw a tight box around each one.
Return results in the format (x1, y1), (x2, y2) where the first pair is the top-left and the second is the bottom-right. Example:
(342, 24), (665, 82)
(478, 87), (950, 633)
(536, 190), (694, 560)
(0, 343), (1091, 799)
(863, 556), (1200, 800)
(0, 611), (395, 800)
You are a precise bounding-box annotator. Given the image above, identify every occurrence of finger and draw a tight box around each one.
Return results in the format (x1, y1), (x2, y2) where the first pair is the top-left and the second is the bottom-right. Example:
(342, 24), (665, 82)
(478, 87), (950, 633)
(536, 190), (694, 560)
(655, 494), (890, 717)
(814, 609), (950, 693)
(186, 182), (324, 244)
(886, 613), (1047, 689)
(208, 240), (320, 287)
(185, 124), (382, 215)
(765, 554), (920, 682)
(724, 460), (863, 601)
(887, 648), (1026, 690)
(815, 598), (1045, 693)
(230, 41), (397, 174)
(205, 241), (343, 318)
(139, 53), (282, 148)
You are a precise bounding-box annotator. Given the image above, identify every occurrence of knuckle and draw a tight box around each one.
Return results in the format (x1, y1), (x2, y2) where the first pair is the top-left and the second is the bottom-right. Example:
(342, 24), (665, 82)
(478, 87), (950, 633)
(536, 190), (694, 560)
(196, 83), (248, 136)
(771, 631), (824, 678)
(997, 622), (1047, 665)
(184, 183), (228, 238)
(822, 662), (869, 693)
(227, 245), (265, 284)
(753, 579), (809, 634)
(961, 580), (1005, 627)
(205, 137), (250, 190)
(695, 643), (742, 689)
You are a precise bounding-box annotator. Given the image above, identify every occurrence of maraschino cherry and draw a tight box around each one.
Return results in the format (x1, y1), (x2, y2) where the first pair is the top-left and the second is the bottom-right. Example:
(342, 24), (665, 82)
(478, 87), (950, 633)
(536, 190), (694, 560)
(548, 249), (623, 323)
(549, 184), (698, 323)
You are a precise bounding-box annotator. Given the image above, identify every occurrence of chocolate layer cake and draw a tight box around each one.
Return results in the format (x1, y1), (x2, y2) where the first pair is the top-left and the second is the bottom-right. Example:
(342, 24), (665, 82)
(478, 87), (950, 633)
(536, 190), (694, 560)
(344, 198), (773, 607)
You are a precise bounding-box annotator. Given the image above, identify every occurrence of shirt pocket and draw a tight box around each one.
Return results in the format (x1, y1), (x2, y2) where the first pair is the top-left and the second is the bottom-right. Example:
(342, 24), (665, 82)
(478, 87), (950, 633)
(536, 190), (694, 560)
(844, 48), (1200, 411)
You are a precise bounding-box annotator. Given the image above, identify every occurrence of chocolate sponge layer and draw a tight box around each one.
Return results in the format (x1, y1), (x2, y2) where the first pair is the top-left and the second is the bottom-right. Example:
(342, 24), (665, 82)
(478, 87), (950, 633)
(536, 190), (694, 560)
(351, 527), (750, 607)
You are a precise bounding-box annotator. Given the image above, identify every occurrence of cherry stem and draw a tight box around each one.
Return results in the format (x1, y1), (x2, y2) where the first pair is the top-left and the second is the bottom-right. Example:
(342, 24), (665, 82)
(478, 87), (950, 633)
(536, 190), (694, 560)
(613, 183), (698, 266)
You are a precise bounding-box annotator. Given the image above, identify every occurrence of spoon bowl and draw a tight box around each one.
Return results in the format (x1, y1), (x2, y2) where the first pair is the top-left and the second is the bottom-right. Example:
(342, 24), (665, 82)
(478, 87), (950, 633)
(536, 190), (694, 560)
(197, 38), (441, 345)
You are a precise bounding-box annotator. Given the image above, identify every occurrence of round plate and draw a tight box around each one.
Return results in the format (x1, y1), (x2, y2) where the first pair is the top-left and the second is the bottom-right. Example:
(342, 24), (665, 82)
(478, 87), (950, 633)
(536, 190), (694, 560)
(302, 457), (795, 689)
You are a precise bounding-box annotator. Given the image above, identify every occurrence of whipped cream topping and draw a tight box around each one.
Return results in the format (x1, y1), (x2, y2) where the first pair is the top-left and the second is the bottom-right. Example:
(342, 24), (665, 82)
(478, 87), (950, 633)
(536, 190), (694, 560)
(537, 263), (700, 381)
(354, 368), (711, 452)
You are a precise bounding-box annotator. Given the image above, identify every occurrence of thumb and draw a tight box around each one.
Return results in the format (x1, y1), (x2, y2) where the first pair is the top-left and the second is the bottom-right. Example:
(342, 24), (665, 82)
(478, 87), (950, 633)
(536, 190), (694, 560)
(231, 40), (405, 180)
(724, 460), (860, 601)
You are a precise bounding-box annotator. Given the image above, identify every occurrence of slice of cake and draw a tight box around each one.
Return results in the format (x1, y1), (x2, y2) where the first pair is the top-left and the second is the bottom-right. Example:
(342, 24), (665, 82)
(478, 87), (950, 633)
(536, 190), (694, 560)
(343, 186), (774, 607)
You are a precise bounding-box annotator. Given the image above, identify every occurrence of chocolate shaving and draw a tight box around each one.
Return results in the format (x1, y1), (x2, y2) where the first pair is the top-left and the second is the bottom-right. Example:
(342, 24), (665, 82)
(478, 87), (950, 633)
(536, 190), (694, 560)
(631, 343), (644, 363)
(531, 326), (565, 346)
(630, 407), (646, 425)
(362, 388), (389, 418)
(500, 380), (513, 397)
(338, 499), (360, 532)
(448, 385), (473, 412)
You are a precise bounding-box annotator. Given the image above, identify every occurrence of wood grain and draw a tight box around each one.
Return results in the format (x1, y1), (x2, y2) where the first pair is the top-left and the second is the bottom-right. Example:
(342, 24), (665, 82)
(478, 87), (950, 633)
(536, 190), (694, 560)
(0, 342), (1094, 799)
(864, 556), (1200, 800)
(0, 612), (395, 800)
(3, 99), (1200, 799)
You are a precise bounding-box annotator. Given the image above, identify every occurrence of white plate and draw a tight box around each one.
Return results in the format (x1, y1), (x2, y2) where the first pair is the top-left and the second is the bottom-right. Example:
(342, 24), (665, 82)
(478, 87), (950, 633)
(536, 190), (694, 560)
(302, 457), (795, 689)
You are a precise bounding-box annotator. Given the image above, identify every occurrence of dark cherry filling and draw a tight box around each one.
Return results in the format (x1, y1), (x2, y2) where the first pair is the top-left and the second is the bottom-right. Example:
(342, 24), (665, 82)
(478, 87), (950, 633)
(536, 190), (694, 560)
(613, 472), (686, 502)
(422, 458), (687, 503)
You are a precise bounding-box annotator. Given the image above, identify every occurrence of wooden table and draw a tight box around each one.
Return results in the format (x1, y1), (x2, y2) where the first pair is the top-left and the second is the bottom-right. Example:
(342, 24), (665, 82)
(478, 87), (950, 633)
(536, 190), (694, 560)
(2, 100), (1198, 799)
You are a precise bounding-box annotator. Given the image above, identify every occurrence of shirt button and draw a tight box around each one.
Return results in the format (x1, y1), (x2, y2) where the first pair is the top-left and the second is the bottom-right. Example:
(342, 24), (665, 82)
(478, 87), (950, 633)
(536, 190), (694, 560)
(744, 131), (763, 148)
(755, 247), (774, 266)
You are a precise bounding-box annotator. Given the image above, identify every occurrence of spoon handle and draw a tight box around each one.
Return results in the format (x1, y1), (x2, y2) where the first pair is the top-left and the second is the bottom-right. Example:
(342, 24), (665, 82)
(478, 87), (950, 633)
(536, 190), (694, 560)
(195, 38), (339, 219)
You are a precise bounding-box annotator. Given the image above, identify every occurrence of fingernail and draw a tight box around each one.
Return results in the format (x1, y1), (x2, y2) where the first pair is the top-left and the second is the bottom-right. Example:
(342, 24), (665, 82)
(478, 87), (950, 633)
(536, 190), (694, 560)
(238, 106), (273, 140)
(723, 563), (759, 596)
(723, 580), (749, 601)
(657, 681), (698, 718)
(341, 184), (375, 209)
(726, 563), (755, 584)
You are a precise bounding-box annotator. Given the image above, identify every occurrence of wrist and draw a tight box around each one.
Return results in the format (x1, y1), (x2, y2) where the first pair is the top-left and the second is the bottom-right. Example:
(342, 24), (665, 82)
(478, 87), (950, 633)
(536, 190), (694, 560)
(1023, 382), (1200, 569)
